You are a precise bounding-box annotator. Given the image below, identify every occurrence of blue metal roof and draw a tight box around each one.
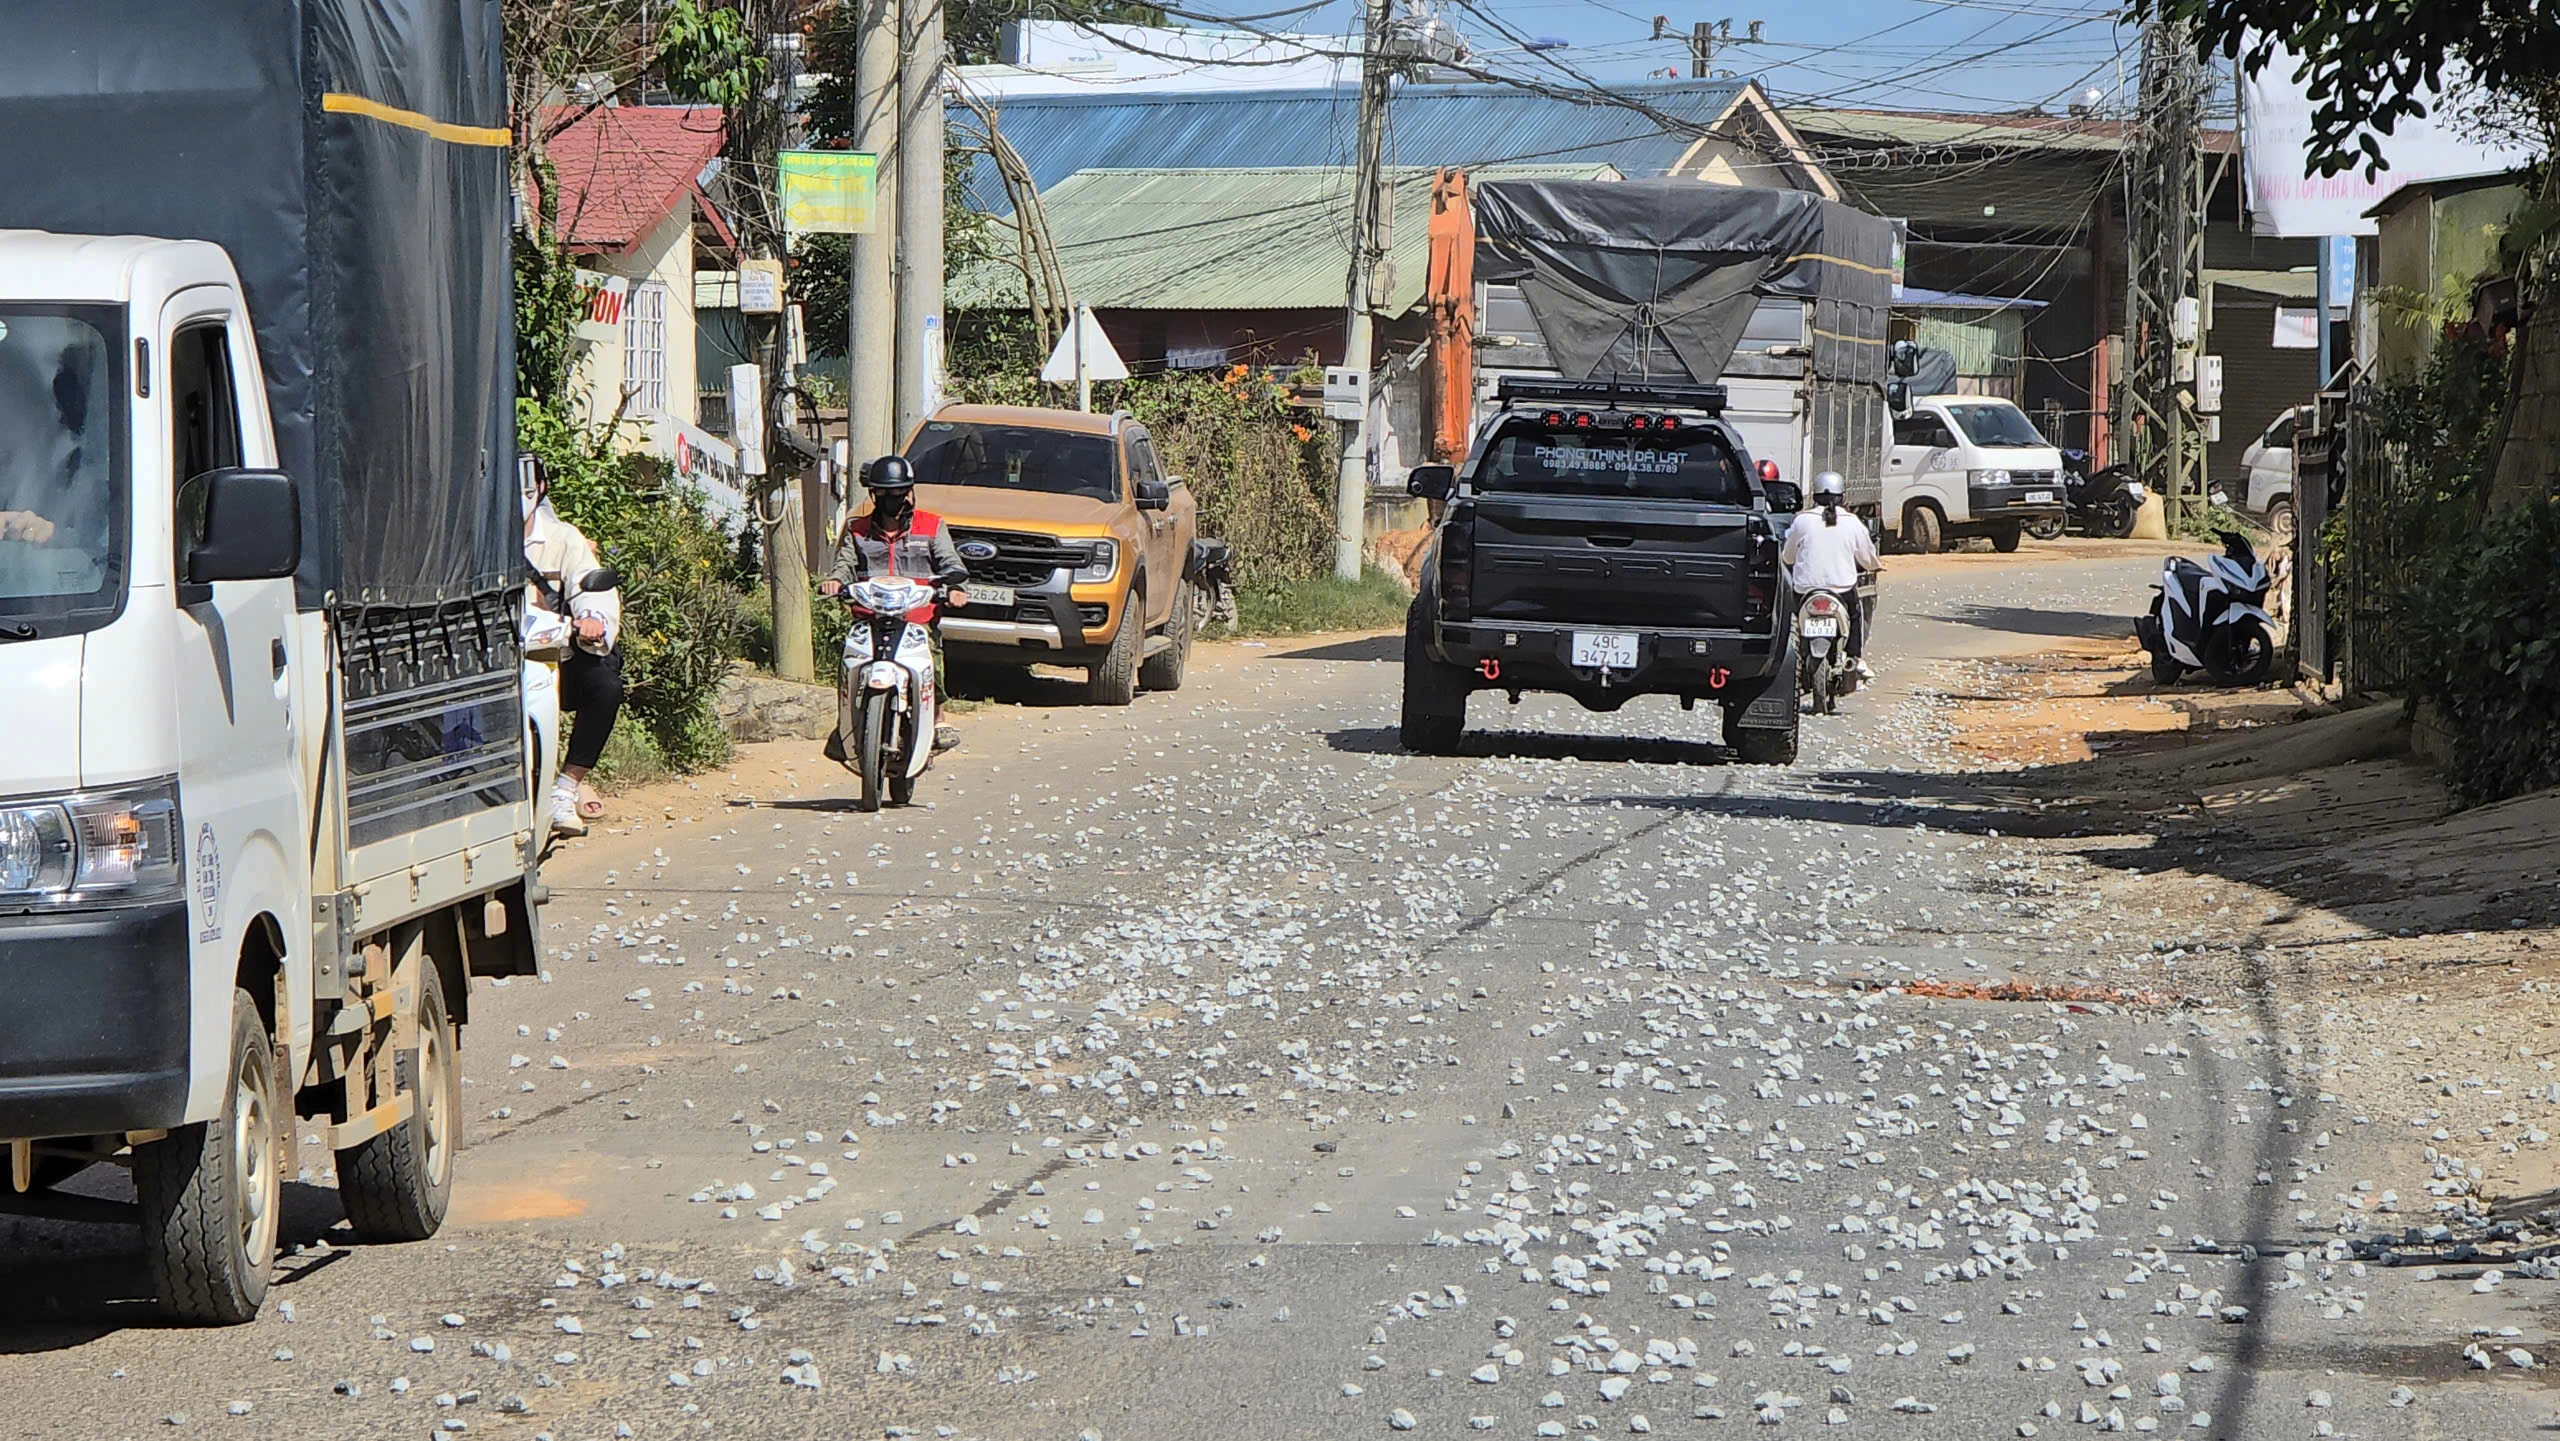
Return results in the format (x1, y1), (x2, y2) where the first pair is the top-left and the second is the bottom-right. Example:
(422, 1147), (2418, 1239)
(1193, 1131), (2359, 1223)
(951, 79), (1748, 213)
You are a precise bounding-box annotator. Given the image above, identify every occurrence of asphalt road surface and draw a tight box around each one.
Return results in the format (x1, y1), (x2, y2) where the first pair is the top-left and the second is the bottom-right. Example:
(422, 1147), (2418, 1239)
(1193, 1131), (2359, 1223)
(0, 548), (2543, 1440)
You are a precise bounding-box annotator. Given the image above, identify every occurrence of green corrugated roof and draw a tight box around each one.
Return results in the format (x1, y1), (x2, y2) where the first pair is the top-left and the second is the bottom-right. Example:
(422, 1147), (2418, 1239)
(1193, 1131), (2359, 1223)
(1782, 109), (2128, 154)
(2207, 267), (2318, 300)
(951, 164), (1619, 315)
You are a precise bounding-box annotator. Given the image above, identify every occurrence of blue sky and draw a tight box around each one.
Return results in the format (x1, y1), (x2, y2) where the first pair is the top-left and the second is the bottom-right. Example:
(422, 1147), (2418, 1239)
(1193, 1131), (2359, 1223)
(1196, 0), (2138, 114)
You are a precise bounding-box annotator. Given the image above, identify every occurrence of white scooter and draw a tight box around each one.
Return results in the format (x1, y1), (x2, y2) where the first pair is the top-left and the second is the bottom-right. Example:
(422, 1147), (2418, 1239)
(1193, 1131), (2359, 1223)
(837, 577), (954, 811)
(1794, 588), (1858, 714)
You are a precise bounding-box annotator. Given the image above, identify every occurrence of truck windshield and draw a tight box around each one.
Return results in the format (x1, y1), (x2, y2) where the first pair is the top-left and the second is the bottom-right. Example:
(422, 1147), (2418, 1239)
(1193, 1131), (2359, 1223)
(1944, 402), (2047, 449)
(906, 421), (1120, 503)
(1472, 424), (1747, 503)
(0, 306), (125, 635)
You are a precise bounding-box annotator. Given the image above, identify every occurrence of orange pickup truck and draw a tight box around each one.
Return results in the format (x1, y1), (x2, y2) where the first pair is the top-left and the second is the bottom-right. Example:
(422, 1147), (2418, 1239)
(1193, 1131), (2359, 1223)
(903, 404), (1206, 704)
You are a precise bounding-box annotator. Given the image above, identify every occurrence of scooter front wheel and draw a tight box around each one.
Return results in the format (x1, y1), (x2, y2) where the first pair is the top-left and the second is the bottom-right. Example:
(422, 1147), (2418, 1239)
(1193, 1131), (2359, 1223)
(855, 690), (890, 812)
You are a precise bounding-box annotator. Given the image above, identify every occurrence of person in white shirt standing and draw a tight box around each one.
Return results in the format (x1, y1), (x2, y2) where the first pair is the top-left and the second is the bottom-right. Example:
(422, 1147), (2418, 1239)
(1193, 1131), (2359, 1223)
(520, 458), (624, 837)
(1778, 470), (1881, 681)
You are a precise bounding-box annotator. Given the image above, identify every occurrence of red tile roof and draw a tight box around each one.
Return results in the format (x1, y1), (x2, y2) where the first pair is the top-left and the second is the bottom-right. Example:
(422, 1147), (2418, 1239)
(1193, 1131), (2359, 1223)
(540, 104), (729, 253)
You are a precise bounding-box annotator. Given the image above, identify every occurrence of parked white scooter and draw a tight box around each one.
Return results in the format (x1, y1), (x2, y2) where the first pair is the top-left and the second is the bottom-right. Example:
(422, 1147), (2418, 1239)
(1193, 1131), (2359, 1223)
(837, 577), (953, 811)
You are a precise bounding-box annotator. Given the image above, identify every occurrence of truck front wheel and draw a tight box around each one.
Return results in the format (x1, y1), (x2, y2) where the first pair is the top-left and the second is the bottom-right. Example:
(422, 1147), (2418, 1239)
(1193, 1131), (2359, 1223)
(138, 989), (286, 1324)
(1900, 503), (1943, 555)
(337, 963), (459, 1244)
(1139, 578), (1194, 692)
(1088, 593), (1142, 706)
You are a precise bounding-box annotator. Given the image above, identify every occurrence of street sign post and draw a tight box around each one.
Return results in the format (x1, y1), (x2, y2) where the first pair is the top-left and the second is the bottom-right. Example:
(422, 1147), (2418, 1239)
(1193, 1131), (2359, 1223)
(1039, 305), (1127, 411)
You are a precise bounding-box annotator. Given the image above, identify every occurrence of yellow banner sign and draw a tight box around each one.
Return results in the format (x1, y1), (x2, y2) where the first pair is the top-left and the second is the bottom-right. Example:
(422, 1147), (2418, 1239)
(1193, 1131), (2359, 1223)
(779, 149), (878, 236)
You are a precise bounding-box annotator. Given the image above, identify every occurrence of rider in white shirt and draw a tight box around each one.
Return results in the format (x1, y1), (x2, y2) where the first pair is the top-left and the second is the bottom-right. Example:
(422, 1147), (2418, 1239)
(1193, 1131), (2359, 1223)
(1778, 470), (1880, 680)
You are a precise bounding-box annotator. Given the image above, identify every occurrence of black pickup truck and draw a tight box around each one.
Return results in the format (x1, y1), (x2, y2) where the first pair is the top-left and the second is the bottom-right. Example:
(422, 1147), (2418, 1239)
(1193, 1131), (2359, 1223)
(1401, 378), (1804, 763)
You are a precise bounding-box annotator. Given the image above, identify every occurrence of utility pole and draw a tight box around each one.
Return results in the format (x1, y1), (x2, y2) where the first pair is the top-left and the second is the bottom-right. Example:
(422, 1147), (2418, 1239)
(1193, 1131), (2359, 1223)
(2121, 17), (2206, 528)
(759, 14), (812, 681)
(848, 0), (899, 477)
(1688, 19), (1762, 79)
(1335, 0), (1393, 582)
(894, 0), (945, 440)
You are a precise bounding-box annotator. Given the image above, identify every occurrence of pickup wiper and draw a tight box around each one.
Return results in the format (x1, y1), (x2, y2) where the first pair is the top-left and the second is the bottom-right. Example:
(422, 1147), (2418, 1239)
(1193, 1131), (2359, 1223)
(0, 620), (39, 641)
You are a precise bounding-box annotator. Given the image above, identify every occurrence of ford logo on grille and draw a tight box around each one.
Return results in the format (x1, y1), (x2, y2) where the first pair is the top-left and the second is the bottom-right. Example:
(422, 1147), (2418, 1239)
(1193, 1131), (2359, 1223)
(957, 541), (998, 560)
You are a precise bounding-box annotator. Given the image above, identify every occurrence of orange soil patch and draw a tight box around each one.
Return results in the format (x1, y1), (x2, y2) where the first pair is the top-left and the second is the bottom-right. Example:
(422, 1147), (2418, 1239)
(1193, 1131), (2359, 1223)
(1897, 978), (2177, 1007)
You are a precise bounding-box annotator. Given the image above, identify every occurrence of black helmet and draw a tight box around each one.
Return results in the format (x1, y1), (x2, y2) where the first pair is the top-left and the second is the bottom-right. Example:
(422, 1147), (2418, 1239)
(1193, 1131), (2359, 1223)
(863, 455), (916, 494)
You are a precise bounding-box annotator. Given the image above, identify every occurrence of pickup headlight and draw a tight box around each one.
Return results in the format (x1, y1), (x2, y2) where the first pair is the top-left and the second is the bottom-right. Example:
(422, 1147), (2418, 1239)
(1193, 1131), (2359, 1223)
(1969, 468), (2012, 486)
(1074, 540), (1119, 584)
(0, 779), (184, 905)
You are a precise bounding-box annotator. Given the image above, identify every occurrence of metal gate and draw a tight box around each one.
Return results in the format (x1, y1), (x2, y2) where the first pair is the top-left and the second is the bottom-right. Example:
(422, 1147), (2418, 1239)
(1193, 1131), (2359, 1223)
(2298, 371), (2430, 694)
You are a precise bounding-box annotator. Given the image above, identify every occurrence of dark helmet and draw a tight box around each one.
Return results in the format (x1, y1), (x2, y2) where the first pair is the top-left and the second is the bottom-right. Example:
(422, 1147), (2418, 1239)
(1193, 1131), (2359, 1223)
(862, 455), (917, 494)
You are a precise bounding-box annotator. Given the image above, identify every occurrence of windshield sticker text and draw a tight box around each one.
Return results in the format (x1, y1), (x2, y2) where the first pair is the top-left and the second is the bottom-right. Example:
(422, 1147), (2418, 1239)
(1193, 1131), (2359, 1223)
(1533, 444), (1685, 475)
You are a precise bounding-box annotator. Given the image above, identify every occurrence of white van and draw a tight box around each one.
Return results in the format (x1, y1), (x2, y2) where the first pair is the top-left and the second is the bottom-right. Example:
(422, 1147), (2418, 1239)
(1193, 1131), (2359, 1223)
(1884, 395), (2068, 553)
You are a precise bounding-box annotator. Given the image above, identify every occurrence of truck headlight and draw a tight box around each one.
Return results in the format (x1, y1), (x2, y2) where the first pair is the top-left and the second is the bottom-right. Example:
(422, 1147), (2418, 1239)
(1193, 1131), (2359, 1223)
(1969, 468), (2011, 486)
(0, 779), (183, 905)
(1075, 540), (1119, 583)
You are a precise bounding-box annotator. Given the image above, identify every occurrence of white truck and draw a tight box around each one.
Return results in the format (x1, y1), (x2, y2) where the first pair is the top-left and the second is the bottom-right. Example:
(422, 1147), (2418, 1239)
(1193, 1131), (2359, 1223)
(1882, 393), (2070, 553)
(0, 0), (537, 1322)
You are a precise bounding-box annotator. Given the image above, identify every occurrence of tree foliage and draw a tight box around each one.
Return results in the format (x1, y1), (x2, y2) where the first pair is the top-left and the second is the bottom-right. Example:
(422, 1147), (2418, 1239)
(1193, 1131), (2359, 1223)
(2133, 0), (2560, 176)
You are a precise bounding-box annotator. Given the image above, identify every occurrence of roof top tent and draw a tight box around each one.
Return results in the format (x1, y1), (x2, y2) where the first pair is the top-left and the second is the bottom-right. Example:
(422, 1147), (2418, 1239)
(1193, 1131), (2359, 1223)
(0, 0), (518, 614)
(1473, 178), (1896, 509)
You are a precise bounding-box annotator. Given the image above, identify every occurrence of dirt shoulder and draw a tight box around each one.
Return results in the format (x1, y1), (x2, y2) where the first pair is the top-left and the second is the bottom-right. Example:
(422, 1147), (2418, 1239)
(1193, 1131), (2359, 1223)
(1931, 639), (2560, 1219)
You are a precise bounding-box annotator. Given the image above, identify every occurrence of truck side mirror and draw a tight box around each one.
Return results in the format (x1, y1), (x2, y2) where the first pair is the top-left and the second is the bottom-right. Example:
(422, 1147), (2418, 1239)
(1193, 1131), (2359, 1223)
(1886, 379), (1912, 417)
(1762, 479), (1803, 513)
(183, 468), (300, 585)
(1406, 463), (1456, 500)
(1889, 340), (1920, 378)
(1135, 478), (1171, 512)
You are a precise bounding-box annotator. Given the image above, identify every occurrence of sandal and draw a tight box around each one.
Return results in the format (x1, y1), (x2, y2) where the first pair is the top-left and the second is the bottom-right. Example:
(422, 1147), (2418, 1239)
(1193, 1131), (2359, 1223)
(576, 781), (606, 821)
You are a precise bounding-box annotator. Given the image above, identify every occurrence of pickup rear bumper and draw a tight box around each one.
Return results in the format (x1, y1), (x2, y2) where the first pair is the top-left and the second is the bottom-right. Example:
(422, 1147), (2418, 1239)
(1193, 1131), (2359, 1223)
(1430, 619), (1782, 712)
(0, 901), (191, 1139)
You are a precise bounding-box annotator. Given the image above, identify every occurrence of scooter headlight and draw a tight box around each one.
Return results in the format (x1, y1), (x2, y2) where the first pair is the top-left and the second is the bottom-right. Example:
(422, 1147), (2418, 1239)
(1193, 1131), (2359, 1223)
(1074, 540), (1119, 584)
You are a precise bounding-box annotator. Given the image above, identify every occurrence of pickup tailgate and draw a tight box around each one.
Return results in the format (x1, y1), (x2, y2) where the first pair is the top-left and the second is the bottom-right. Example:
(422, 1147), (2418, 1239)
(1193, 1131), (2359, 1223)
(1471, 494), (1758, 629)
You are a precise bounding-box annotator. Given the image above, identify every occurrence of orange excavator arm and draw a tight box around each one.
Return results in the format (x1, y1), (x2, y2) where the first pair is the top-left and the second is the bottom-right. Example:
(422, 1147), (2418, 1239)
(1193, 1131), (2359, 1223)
(1425, 168), (1476, 464)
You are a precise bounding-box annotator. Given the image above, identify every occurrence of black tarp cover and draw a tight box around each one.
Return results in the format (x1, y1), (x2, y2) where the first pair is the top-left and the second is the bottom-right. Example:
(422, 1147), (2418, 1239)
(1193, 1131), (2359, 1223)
(0, 0), (516, 608)
(1474, 179), (1894, 391)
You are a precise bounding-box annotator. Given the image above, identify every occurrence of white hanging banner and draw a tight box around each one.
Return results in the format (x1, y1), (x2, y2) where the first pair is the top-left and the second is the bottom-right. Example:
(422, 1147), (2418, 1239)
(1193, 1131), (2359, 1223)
(2240, 42), (2537, 237)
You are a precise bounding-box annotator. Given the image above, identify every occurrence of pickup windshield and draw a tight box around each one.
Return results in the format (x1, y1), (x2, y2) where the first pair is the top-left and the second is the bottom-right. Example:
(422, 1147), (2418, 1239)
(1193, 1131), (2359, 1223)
(1943, 402), (2047, 449)
(907, 421), (1120, 503)
(1472, 424), (1747, 503)
(0, 306), (124, 634)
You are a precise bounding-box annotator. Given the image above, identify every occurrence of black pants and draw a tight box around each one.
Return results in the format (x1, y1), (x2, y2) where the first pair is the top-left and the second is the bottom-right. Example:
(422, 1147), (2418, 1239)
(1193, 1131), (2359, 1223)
(559, 648), (625, 772)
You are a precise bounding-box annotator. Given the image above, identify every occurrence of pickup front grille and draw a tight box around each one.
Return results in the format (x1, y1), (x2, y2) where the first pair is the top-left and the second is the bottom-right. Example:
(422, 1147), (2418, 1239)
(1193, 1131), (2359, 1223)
(951, 527), (1088, 588)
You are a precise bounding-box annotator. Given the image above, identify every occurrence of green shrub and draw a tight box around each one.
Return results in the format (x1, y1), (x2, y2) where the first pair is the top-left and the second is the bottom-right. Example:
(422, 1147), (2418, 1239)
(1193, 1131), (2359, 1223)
(1232, 565), (1412, 637)
(521, 400), (747, 773)
(2407, 495), (2560, 805)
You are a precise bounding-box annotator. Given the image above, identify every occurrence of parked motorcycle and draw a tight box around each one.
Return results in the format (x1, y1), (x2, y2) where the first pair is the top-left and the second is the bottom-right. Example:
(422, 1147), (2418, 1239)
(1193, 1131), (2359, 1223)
(1794, 588), (1858, 714)
(2135, 531), (2274, 686)
(2029, 451), (2147, 539)
(836, 577), (955, 811)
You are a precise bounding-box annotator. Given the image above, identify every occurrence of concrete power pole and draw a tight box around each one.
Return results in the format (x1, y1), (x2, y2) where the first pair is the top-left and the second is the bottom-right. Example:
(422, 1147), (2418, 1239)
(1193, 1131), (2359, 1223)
(2122, 18), (2206, 528)
(761, 17), (812, 681)
(894, 0), (946, 441)
(848, 0), (900, 478)
(1335, 0), (1393, 582)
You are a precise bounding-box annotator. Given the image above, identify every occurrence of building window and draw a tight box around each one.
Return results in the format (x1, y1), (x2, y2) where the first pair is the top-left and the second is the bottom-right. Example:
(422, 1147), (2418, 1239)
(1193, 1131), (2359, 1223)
(625, 279), (669, 416)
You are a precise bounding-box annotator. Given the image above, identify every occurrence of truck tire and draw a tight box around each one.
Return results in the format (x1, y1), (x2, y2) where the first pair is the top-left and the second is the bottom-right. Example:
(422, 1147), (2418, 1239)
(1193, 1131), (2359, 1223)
(1990, 522), (2024, 553)
(1088, 595), (1142, 706)
(1399, 600), (1466, 754)
(337, 965), (458, 1244)
(137, 989), (285, 1325)
(1139, 579), (1194, 692)
(2265, 498), (2295, 543)
(1901, 503), (1943, 555)
(1723, 702), (1799, 766)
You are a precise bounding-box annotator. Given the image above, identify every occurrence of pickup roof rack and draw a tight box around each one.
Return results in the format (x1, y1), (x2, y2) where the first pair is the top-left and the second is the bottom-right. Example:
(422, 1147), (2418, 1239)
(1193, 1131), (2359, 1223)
(1496, 376), (1728, 414)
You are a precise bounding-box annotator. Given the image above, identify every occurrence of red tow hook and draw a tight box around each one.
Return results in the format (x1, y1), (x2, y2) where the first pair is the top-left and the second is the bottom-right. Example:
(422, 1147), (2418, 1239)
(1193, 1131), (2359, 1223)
(1707, 666), (1731, 689)
(1478, 657), (1502, 681)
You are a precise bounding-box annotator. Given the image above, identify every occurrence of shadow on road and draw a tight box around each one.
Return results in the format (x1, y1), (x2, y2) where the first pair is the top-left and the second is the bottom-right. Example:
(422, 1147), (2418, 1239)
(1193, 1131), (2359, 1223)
(1918, 602), (2135, 640)
(1329, 726), (1730, 768)
(1271, 635), (1399, 663)
(0, 1179), (346, 1353)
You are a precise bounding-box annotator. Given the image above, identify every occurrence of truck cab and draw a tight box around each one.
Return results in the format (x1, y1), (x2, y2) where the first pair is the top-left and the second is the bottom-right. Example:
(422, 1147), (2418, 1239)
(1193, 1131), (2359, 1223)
(1885, 395), (2068, 553)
